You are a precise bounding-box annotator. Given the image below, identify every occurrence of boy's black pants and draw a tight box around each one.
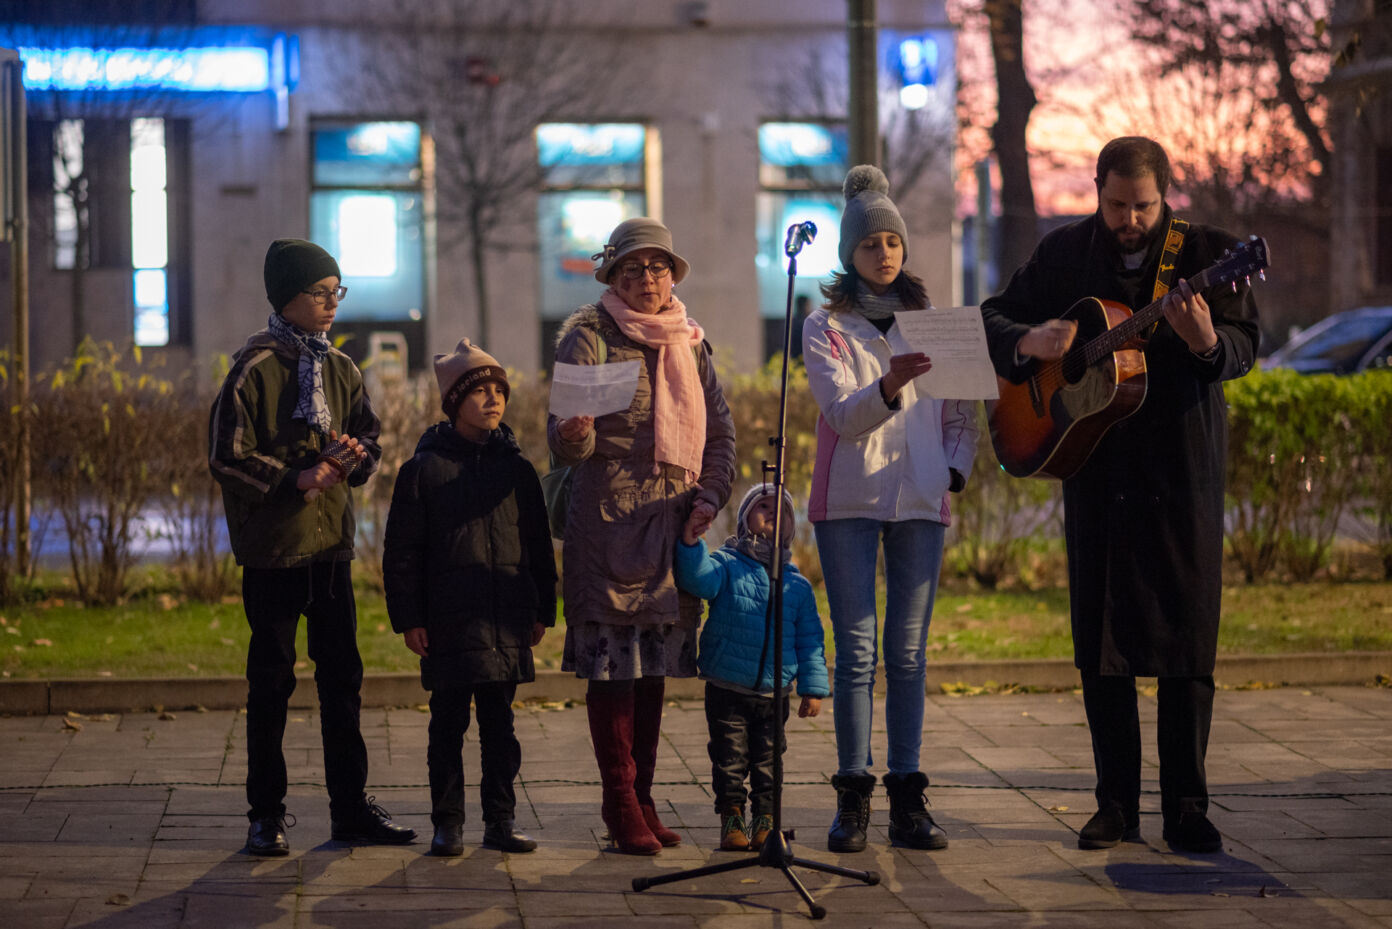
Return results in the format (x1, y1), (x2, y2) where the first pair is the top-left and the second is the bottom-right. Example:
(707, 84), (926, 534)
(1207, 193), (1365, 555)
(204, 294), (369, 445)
(428, 681), (521, 827)
(242, 561), (369, 822)
(705, 681), (789, 816)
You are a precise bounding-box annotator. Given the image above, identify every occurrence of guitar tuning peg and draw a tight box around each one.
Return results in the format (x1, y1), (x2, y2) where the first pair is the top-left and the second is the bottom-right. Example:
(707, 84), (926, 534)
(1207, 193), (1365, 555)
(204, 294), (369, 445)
(1231, 281), (1238, 293)
(1244, 275), (1251, 287)
(1259, 270), (1266, 281)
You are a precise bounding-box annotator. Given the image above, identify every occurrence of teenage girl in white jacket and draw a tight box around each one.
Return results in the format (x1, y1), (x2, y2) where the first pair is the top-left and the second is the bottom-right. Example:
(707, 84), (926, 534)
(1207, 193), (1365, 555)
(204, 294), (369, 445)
(802, 165), (978, 854)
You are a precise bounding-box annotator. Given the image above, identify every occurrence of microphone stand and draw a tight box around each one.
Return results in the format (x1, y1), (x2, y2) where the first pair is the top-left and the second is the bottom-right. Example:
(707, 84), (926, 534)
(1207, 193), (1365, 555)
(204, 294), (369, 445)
(632, 223), (880, 919)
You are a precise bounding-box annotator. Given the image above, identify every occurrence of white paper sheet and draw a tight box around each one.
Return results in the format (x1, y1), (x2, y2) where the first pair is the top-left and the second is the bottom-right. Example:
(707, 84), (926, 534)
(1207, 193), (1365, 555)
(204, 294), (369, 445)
(548, 361), (643, 419)
(894, 306), (1000, 400)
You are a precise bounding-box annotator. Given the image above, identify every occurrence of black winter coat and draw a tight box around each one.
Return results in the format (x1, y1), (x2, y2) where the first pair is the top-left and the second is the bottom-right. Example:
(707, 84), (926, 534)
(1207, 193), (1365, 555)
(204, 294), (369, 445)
(981, 208), (1260, 676)
(383, 422), (557, 690)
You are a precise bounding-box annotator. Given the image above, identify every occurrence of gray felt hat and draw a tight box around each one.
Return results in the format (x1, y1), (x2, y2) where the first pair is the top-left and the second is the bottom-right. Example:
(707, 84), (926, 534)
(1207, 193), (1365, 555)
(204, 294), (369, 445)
(592, 217), (690, 285)
(838, 165), (909, 271)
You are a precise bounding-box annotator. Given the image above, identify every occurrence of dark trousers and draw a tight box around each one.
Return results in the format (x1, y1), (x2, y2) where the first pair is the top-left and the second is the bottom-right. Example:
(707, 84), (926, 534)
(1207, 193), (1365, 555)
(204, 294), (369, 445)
(705, 681), (788, 816)
(1080, 671), (1215, 821)
(242, 562), (368, 822)
(428, 681), (521, 827)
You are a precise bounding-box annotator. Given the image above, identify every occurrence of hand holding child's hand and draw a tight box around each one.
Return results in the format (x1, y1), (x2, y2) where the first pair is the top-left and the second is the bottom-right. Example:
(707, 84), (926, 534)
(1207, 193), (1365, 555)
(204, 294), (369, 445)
(798, 696), (822, 718)
(682, 507), (714, 545)
(403, 627), (429, 657)
(531, 622), (546, 647)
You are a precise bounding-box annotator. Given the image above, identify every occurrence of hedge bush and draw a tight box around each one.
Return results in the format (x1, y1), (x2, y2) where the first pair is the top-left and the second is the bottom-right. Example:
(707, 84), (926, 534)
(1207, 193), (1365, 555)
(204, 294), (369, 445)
(1, 345), (1388, 605)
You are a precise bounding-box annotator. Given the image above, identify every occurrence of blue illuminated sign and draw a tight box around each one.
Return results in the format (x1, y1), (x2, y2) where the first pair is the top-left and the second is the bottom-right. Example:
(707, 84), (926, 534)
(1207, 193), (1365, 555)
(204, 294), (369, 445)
(18, 45), (272, 92)
(758, 123), (848, 168)
(537, 124), (646, 167)
(895, 38), (938, 89)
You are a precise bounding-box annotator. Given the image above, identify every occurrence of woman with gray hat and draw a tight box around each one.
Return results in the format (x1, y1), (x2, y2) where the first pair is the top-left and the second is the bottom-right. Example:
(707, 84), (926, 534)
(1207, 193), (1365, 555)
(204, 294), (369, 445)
(803, 166), (979, 854)
(548, 217), (736, 855)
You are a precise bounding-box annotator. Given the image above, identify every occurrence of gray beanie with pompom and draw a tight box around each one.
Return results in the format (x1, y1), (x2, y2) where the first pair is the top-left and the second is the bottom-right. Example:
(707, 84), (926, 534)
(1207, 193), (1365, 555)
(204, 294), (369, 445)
(838, 165), (909, 271)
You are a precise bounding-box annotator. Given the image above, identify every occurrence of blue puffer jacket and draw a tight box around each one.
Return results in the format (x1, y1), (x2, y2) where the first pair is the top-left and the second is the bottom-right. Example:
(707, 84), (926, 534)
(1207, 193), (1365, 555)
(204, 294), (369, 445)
(675, 540), (830, 697)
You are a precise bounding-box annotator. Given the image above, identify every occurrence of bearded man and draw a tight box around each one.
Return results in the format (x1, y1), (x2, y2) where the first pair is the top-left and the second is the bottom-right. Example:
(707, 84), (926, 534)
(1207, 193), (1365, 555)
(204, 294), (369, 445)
(980, 137), (1260, 853)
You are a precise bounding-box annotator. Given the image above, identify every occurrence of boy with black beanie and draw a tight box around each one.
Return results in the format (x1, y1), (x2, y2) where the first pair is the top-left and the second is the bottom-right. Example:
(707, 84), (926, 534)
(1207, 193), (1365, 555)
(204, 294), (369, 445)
(210, 238), (415, 856)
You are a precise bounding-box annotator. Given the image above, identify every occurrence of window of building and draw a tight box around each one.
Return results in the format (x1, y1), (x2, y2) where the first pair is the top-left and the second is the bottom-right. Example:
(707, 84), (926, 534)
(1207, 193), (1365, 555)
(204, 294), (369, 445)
(131, 118), (169, 346)
(536, 122), (649, 362)
(51, 119), (82, 271)
(756, 122), (847, 360)
(310, 120), (427, 366)
(46, 116), (189, 347)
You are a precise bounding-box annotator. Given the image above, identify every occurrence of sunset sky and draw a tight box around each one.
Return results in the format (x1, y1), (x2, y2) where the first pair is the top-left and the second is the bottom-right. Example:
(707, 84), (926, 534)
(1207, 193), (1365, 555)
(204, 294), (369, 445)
(950, 0), (1330, 217)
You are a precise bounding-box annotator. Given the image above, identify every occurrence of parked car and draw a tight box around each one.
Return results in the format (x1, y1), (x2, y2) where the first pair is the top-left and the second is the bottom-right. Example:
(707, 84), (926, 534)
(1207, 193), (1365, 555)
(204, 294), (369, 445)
(1264, 306), (1392, 374)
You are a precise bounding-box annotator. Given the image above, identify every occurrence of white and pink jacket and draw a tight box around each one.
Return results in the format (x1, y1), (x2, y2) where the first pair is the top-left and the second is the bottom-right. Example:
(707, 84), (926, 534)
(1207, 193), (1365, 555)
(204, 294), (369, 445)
(801, 307), (979, 524)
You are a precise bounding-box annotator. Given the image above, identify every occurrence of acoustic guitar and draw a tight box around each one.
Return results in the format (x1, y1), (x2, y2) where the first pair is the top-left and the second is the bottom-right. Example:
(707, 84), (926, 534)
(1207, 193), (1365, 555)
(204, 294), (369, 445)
(987, 236), (1270, 480)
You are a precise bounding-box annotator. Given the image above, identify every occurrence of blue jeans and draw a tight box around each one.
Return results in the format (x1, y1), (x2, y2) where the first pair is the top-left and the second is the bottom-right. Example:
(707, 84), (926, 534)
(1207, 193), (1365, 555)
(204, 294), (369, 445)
(814, 518), (945, 777)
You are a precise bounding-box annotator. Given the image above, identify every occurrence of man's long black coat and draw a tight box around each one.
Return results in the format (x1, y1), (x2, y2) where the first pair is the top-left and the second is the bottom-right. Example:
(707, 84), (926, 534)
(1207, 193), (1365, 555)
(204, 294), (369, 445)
(981, 208), (1260, 676)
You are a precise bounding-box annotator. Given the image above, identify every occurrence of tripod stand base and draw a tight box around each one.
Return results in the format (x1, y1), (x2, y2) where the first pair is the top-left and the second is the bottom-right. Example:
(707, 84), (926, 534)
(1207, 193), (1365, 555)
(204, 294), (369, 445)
(631, 830), (879, 920)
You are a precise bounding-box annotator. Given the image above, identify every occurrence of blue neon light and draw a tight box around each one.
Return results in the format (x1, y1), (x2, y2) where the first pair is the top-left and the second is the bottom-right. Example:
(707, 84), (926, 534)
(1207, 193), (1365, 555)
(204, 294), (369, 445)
(895, 38), (938, 89)
(537, 124), (646, 167)
(19, 46), (271, 92)
(758, 123), (848, 168)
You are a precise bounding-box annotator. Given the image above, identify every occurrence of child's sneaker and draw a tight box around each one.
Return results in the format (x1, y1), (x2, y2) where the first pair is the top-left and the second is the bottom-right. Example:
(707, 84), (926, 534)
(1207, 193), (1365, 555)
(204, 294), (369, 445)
(748, 813), (774, 850)
(720, 807), (750, 851)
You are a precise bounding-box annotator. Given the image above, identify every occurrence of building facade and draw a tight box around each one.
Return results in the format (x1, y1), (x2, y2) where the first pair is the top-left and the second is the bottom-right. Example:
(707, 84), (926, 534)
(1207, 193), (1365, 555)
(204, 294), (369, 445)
(1, 0), (958, 379)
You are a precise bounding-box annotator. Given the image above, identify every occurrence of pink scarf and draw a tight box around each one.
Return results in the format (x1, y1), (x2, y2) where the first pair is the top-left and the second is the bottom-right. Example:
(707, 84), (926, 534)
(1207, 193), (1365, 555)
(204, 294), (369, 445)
(600, 289), (707, 479)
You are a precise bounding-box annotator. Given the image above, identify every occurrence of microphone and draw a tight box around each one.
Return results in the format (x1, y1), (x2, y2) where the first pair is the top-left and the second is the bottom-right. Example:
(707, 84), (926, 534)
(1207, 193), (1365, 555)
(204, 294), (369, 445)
(784, 221), (818, 257)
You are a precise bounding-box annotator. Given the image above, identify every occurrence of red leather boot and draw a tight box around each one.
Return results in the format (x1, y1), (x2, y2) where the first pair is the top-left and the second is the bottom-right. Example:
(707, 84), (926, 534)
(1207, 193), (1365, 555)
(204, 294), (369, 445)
(587, 687), (661, 855)
(632, 676), (682, 847)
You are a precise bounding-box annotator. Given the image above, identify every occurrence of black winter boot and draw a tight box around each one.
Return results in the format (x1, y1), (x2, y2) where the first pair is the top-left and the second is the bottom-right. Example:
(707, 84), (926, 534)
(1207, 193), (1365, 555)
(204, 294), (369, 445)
(827, 773), (876, 853)
(882, 772), (948, 850)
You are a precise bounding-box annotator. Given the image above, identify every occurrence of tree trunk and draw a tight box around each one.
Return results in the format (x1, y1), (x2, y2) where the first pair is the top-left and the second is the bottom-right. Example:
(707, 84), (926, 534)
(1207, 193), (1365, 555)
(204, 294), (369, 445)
(985, 0), (1039, 288)
(470, 199), (490, 348)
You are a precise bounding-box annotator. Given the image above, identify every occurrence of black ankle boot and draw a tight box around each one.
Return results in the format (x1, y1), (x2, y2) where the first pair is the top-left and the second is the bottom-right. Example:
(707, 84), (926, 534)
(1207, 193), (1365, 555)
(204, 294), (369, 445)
(482, 819), (538, 853)
(882, 772), (948, 850)
(431, 823), (464, 857)
(827, 773), (876, 853)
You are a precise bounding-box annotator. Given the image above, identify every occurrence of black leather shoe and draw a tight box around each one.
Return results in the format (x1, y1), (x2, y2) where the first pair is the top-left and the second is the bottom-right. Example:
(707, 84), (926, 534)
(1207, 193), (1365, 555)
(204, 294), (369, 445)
(1163, 812), (1222, 853)
(483, 819), (538, 853)
(246, 815), (291, 857)
(331, 796), (417, 845)
(430, 823), (465, 857)
(1078, 805), (1140, 849)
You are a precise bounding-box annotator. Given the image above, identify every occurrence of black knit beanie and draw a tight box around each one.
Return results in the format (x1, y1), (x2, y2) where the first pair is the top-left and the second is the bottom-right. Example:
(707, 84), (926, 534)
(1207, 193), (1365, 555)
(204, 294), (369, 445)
(264, 238), (342, 313)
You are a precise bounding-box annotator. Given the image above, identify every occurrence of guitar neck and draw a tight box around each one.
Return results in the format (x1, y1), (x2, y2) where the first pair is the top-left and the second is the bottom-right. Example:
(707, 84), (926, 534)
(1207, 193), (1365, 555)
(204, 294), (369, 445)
(1082, 266), (1221, 363)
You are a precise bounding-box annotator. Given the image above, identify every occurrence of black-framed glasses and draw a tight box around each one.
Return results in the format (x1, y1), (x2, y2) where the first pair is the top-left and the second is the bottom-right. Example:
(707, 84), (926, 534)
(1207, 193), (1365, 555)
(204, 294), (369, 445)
(302, 285), (348, 303)
(617, 259), (673, 280)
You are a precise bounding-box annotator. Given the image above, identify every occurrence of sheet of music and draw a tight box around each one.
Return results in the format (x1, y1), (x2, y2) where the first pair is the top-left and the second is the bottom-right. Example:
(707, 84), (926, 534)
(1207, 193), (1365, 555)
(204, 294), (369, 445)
(548, 361), (642, 419)
(894, 307), (1000, 400)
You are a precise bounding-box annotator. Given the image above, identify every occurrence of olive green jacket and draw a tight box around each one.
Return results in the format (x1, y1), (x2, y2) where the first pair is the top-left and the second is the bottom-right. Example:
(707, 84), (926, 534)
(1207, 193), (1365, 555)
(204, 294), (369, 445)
(208, 328), (381, 569)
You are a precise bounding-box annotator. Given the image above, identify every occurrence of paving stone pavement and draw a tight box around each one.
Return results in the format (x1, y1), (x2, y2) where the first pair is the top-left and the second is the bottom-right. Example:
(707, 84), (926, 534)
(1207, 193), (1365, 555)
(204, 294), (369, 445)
(1, 685), (1389, 927)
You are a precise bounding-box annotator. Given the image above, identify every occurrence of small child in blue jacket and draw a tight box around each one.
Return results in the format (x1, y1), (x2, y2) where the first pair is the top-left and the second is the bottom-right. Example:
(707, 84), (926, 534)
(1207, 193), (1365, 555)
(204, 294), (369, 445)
(675, 483), (830, 853)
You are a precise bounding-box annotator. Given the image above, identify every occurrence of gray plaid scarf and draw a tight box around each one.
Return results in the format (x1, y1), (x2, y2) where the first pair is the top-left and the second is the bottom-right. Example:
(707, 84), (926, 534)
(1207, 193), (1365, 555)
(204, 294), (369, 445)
(267, 313), (332, 436)
(853, 281), (924, 322)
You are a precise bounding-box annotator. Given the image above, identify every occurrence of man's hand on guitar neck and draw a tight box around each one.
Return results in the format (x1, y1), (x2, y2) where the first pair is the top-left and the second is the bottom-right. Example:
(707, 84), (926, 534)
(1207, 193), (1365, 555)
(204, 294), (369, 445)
(1017, 318), (1078, 362)
(1162, 278), (1219, 356)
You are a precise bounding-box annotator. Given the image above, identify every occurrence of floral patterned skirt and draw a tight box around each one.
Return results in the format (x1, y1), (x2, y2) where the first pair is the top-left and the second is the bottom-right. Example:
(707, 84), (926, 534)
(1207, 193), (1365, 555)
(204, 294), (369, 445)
(562, 620), (698, 681)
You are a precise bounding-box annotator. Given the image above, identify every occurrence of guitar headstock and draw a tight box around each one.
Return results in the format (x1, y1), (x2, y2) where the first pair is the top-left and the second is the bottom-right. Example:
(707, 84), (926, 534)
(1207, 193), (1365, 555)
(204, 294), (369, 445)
(1209, 235), (1271, 291)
